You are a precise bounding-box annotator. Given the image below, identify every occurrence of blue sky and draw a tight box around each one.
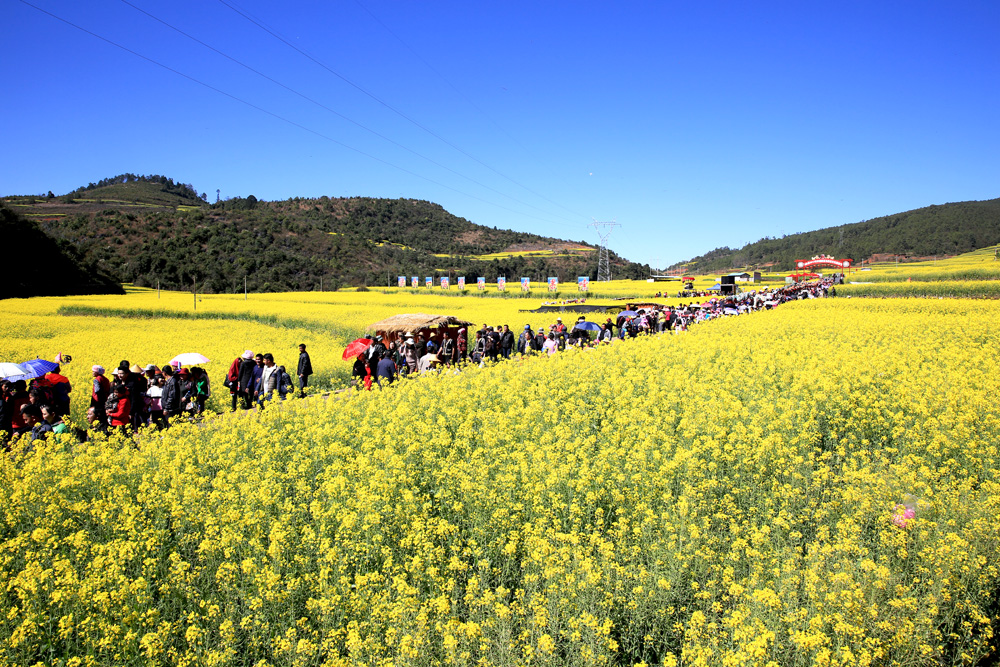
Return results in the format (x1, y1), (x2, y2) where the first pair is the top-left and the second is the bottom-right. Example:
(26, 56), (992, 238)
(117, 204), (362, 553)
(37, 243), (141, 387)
(3, 1), (998, 267)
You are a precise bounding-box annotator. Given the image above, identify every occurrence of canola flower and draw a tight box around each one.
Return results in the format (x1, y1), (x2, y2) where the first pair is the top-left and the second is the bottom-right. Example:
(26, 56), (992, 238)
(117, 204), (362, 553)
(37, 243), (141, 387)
(1, 296), (1000, 666)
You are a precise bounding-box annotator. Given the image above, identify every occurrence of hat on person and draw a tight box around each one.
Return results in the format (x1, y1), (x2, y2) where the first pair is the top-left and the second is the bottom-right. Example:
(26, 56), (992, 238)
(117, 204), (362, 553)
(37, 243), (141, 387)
(92, 365), (105, 374)
(118, 361), (130, 372)
(376, 334), (383, 341)
(557, 317), (562, 322)
(144, 364), (157, 372)
(524, 324), (530, 330)
(406, 337), (415, 345)
(112, 368), (124, 376)
(178, 368), (190, 376)
(129, 364), (143, 374)
(241, 350), (254, 360)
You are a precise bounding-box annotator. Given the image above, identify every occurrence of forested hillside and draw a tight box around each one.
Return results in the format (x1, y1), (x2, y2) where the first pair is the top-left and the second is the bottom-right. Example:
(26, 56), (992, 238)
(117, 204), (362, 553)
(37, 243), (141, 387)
(670, 198), (1000, 273)
(5, 175), (648, 293)
(0, 205), (124, 299)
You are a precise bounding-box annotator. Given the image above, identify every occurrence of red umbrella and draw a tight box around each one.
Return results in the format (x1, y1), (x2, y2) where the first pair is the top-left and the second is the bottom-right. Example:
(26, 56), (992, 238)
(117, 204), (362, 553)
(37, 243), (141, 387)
(342, 338), (373, 361)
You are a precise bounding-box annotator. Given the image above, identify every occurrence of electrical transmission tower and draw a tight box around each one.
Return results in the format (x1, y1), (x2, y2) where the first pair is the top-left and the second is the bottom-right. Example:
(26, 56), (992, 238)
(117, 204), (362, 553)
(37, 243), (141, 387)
(590, 219), (620, 282)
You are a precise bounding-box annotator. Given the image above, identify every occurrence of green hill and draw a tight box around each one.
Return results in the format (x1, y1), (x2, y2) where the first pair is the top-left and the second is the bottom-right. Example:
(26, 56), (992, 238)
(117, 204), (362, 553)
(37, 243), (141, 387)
(4, 174), (649, 293)
(670, 198), (1000, 273)
(0, 205), (124, 299)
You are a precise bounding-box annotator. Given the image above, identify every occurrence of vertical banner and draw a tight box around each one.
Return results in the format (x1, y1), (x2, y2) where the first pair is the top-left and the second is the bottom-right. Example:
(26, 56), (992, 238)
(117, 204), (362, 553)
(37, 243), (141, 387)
(477, 277), (485, 291)
(397, 276), (406, 289)
(441, 277), (449, 290)
(425, 276), (433, 288)
(411, 276), (419, 289)
(457, 276), (466, 290)
(548, 277), (558, 292)
(578, 276), (589, 292)
(520, 277), (530, 292)
(497, 276), (506, 292)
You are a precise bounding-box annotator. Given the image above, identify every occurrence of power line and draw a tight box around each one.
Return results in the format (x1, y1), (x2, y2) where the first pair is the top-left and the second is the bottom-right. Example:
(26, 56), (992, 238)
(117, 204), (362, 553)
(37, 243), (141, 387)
(216, 0), (591, 222)
(353, 0), (543, 166)
(117, 0), (578, 226)
(17, 0), (575, 227)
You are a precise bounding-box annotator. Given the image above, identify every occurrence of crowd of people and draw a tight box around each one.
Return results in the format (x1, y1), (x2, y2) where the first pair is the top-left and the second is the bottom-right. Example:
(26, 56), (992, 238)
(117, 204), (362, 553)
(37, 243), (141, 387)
(0, 344), (314, 447)
(347, 278), (838, 389)
(3, 279), (836, 443)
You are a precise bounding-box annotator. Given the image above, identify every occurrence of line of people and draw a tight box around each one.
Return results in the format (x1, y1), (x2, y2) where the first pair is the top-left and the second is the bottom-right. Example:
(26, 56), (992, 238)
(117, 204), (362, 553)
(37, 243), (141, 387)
(346, 279), (836, 390)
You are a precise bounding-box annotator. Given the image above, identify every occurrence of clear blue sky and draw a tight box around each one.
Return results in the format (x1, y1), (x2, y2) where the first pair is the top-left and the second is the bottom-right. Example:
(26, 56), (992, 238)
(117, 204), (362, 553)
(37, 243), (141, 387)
(3, 0), (998, 267)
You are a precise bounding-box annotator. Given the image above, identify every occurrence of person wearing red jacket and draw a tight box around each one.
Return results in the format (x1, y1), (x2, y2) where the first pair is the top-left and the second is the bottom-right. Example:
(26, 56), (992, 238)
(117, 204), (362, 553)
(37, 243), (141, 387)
(8, 381), (31, 438)
(44, 365), (72, 416)
(108, 385), (131, 430)
(90, 365), (111, 423)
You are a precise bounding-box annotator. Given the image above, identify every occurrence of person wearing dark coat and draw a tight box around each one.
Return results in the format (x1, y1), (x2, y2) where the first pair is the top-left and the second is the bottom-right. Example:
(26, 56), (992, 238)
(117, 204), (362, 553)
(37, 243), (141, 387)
(161, 365), (183, 421)
(249, 354), (264, 406)
(376, 351), (396, 387)
(297, 344), (313, 397)
(500, 325), (515, 359)
(351, 355), (368, 387)
(367, 336), (386, 371)
(237, 350), (256, 409)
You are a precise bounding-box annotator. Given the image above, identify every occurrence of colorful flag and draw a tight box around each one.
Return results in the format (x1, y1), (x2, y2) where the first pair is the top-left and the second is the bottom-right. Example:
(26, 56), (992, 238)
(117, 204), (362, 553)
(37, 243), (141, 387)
(548, 277), (558, 292)
(520, 277), (530, 292)
(477, 277), (485, 291)
(425, 276), (433, 288)
(441, 277), (449, 289)
(457, 277), (466, 290)
(578, 276), (589, 292)
(411, 276), (418, 288)
(498, 277), (506, 292)
(398, 276), (406, 288)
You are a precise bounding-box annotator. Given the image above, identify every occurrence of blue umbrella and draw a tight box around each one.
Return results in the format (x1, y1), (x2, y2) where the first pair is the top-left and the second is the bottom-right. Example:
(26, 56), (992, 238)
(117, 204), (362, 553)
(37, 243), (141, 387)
(573, 321), (602, 331)
(19, 358), (59, 379)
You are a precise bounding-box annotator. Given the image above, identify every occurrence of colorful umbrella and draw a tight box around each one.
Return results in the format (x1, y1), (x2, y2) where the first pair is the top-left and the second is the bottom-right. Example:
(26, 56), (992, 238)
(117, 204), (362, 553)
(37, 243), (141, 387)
(617, 310), (638, 318)
(573, 321), (601, 331)
(170, 352), (211, 365)
(342, 338), (373, 361)
(19, 358), (59, 378)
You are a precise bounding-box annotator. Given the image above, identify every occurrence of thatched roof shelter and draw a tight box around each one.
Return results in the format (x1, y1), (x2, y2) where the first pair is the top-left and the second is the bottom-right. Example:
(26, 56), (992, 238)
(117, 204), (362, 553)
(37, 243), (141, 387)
(366, 313), (475, 334)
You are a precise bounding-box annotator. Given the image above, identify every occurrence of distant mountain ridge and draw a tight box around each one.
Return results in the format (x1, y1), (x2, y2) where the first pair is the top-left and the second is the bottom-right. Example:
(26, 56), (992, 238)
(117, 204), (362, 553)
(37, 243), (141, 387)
(669, 198), (1000, 273)
(4, 174), (650, 293)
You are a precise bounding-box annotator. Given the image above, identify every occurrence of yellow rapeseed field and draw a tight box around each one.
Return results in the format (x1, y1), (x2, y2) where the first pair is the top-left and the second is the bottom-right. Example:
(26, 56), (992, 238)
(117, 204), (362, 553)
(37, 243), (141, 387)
(2, 294), (1000, 666)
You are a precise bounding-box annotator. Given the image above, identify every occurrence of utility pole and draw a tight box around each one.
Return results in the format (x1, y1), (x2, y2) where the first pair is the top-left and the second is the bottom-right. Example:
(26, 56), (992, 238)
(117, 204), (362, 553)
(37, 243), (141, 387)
(244, 276), (247, 300)
(157, 280), (160, 298)
(193, 279), (197, 310)
(590, 219), (620, 282)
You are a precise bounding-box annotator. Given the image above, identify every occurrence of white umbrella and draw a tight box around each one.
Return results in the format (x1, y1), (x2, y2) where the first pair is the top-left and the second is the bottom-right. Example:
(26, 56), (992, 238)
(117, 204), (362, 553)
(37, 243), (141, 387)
(0, 362), (29, 381)
(170, 352), (211, 366)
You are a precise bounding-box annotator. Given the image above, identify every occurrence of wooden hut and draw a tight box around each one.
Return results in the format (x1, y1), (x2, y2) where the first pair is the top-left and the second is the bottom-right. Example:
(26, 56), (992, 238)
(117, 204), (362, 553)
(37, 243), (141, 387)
(366, 313), (475, 348)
